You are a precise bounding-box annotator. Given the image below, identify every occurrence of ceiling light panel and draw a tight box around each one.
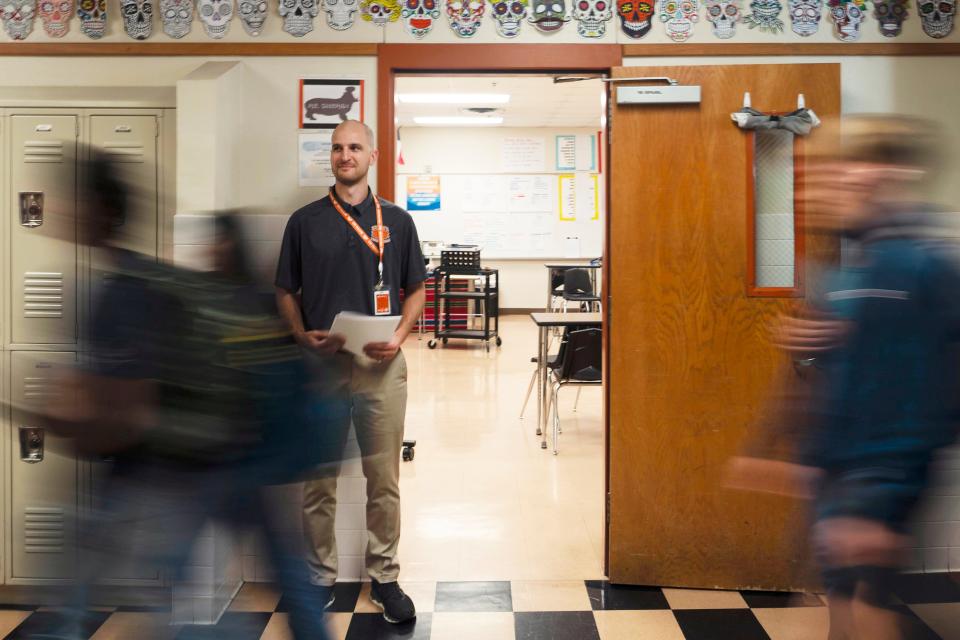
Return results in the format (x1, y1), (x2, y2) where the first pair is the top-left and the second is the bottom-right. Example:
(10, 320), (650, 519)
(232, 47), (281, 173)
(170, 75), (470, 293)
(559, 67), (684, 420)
(397, 93), (511, 105)
(413, 116), (504, 126)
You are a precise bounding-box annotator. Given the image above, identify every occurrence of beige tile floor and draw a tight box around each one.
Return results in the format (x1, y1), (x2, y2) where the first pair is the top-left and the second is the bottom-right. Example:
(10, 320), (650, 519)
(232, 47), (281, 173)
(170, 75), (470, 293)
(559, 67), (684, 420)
(399, 315), (606, 583)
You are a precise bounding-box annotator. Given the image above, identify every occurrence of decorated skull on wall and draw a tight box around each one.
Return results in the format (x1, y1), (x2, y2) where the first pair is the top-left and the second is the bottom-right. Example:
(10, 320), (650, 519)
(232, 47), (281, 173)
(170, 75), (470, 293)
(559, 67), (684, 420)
(322, 0), (358, 28)
(2, 0), (36, 38)
(161, 0), (192, 37)
(658, 0), (698, 41)
(744, 0), (783, 31)
(360, 0), (400, 24)
(917, 0), (954, 37)
(239, 0), (267, 34)
(77, 0), (106, 36)
(705, 0), (741, 37)
(402, 0), (439, 36)
(572, 0), (612, 36)
(280, 0), (317, 34)
(121, 0), (153, 39)
(39, 0), (73, 37)
(491, 0), (527, 36)
(872, 0), (907, 35)
(528, 0), (570, 31)
(615, 0), (653, 36)
(445, 0), (484, 35)
(788, 0), (820, 34)
(827, 0), (864, 39)
(198, 0), (233, 36)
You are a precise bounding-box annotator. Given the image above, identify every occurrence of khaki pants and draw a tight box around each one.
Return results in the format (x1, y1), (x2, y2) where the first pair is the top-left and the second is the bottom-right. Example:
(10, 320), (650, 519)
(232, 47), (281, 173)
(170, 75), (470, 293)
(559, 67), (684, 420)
(302, 350), (407, 586)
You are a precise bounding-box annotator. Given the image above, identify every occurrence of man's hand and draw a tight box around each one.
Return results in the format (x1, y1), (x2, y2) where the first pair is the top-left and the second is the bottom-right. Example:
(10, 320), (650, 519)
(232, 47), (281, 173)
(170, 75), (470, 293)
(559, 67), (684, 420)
(813, 517), (910, 568)
(296, 330), (345, 356)
(363, 337), (401, 363)
(773, 310), (851, 358)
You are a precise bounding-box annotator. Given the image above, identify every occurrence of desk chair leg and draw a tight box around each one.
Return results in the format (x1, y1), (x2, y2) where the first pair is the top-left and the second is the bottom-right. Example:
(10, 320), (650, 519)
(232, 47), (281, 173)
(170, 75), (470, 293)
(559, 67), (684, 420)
(551, 383), (561, 455)
(520, 366), (538, 421)
(573, 387), (582, 412)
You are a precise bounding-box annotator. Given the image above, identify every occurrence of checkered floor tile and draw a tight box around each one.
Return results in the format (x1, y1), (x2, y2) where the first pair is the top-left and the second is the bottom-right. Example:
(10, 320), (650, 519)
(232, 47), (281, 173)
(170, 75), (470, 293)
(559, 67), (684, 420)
(2, 574), (957, 639)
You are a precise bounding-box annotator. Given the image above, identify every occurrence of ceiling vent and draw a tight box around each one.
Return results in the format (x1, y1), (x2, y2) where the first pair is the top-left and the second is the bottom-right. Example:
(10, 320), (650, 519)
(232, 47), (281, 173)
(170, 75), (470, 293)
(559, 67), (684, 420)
(461, 107), (503, 115)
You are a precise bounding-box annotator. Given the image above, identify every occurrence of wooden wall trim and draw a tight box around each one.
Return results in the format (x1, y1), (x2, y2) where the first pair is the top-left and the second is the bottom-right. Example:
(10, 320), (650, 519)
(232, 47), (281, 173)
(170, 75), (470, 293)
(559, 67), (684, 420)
(0, 43), (379, 56)
(622, 43), (960, 57)
(377, 43), (623, 202)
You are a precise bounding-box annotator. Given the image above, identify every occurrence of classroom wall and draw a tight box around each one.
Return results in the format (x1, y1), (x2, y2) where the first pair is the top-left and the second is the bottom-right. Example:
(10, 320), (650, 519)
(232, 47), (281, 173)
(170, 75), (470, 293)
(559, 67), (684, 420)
(398, 126), (606, 308)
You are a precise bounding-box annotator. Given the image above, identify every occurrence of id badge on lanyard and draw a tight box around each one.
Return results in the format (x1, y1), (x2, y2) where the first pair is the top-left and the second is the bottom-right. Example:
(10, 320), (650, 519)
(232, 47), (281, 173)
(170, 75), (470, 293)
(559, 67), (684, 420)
(374, 264), (391, 316)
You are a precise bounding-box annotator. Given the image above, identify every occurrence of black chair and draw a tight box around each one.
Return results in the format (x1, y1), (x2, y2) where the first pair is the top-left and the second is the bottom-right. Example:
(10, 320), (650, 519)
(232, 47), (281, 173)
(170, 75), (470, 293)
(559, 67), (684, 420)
(562, 268), (601, 312)
(519, 325), (586, 423)
(546, 328), (602, 454)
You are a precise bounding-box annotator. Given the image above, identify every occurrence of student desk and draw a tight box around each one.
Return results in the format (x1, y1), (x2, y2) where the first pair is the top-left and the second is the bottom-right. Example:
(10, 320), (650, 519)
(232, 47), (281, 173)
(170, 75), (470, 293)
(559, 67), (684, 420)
(529, 312), (602, 450)
(544, 263), (601, 311)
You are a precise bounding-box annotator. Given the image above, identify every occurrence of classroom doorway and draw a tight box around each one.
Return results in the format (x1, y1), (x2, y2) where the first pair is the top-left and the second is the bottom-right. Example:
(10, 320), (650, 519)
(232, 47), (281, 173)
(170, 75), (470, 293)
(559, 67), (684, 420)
(385, 54), (614, 583)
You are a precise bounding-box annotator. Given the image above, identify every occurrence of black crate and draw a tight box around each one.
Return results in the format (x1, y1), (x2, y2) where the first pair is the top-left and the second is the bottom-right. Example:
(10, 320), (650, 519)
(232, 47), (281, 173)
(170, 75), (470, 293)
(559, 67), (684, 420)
(440, 248), (481, 272)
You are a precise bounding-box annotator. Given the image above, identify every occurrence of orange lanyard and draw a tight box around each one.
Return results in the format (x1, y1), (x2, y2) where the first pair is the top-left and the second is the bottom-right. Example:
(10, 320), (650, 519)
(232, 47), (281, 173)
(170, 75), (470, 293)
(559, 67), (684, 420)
(329, 188), (385, 284)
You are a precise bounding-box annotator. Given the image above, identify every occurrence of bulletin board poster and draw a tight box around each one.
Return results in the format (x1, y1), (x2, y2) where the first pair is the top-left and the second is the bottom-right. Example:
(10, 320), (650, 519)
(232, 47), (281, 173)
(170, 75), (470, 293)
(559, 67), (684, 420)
(299, 79), (364, 129)
(299, 131), (334, 187)
(406, 175), (442, 211)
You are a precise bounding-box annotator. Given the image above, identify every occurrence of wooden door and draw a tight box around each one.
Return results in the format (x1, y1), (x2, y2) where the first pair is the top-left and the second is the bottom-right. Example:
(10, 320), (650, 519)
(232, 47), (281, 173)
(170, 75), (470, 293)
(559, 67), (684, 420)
(606, 64), (840, 590)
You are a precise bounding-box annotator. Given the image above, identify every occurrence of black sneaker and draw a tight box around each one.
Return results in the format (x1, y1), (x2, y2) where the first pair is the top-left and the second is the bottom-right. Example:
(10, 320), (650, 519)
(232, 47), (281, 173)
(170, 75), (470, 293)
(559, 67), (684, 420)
(369, 579), (416, 624)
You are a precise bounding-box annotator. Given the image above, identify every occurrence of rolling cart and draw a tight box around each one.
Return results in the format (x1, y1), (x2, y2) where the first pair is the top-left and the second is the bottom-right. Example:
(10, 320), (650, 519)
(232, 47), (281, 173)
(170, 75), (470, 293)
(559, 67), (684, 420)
(427, 248), (501, 352)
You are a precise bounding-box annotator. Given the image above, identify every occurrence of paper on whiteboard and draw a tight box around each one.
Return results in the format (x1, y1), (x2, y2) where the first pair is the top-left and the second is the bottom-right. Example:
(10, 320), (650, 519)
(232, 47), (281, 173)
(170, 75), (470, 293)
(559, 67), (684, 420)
(564, 236), (581, 258)
(502, 136), (546, 172)
(329, 311), (399, 358)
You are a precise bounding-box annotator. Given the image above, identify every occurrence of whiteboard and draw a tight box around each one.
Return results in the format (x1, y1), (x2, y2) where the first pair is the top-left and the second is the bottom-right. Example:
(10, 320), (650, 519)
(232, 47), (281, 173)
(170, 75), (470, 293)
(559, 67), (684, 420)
(396, 173), (604, 259)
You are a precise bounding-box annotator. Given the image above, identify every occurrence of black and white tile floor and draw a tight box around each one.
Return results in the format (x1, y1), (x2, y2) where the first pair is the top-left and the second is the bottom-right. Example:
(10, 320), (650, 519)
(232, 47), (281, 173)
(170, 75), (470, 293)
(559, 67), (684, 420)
(2, 574), (959, 639)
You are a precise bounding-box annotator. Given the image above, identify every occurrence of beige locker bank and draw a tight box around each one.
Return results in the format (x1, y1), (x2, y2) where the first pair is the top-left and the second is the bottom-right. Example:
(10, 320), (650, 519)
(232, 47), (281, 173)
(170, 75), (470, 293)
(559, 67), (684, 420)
(1, 88), (175, 587)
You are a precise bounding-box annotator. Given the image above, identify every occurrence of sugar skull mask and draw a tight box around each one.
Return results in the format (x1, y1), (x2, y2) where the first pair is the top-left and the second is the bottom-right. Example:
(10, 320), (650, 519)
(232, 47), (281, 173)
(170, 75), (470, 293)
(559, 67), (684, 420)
(361, 0), (400, 24)
(160, 0), (192, 36)
(322, 0), (357, 28)
(2, 0), (35, 39)
(402, 0), (439, 37)
(658, 0), (698, 41)
(491, 0), (527, 35)
(77, 0), (105, 37)
(572, 0), (612, 35)
(744, 0), (783, 31)
(705, 0), (740, 37)
(827, 0), (863, 39)
(121, 0), (153, 39)
(38, 0), (72, 37)
(445, 0), (484, 35)
(198, 0), (234, 37)
(239, 0), (267, 33)
(528, 0), (570, 31)
(917, 0), (954, 37)
(616, 0), (652, 36)
(788, 0), (820, 34)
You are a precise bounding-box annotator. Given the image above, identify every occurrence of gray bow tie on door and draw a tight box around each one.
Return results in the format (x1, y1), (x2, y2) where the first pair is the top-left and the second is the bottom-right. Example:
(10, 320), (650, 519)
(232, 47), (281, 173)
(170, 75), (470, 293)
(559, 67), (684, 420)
(730, 107), (821, 136)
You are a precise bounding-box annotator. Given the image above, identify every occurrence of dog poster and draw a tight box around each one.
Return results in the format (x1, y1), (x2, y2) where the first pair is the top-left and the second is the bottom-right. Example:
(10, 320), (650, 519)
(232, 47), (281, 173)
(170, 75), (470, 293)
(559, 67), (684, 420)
(299, 79), (365, 129)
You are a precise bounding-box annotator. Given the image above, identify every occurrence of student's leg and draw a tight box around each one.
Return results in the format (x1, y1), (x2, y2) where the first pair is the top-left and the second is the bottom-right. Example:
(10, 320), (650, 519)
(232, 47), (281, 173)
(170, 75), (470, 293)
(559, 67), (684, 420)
(351, 353), (407, 583)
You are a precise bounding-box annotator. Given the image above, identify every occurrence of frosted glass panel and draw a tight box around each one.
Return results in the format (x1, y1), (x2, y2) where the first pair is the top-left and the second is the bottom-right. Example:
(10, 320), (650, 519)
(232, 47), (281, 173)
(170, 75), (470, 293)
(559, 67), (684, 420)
(754, 129), (795, 288)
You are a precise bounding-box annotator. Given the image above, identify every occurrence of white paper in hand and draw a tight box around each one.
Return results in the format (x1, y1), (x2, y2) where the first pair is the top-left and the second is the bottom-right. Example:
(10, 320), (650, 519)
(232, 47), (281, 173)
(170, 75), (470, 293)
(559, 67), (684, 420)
(329, 311), (399, 358)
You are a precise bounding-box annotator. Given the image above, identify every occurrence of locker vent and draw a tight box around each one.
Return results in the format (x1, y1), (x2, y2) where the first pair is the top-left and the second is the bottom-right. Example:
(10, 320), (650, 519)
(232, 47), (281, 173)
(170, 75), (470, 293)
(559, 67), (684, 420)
(23, 140), (65, 164)
(23, 272), (64, 318)
(23, 374), (59, 405)
(24, 507), (65, 554)
(103, 142), (145, 163)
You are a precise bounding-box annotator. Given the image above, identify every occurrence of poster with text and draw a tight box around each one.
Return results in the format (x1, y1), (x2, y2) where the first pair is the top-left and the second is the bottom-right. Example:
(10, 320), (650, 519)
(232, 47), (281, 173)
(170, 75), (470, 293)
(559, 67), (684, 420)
(299, 131), (334, 187)
(299, 79), (364, 129)
(406, 175), (442, 211)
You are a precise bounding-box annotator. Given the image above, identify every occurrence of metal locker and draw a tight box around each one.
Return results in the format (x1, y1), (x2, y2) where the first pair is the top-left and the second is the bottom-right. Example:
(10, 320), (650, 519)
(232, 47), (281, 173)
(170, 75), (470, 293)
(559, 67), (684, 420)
(10, 115), (78, 346)
(9, 351), (78, 581)
(89, 115), (159, 258)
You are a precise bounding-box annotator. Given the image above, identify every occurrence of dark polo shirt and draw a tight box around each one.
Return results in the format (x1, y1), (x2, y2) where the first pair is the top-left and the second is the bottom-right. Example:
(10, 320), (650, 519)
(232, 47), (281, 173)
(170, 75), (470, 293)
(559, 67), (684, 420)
(275, 189), (426, 332)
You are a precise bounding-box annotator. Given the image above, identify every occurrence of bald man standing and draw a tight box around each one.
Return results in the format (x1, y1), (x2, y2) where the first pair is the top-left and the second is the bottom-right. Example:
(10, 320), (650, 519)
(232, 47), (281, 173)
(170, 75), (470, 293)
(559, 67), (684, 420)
(275, 120), (424, 623)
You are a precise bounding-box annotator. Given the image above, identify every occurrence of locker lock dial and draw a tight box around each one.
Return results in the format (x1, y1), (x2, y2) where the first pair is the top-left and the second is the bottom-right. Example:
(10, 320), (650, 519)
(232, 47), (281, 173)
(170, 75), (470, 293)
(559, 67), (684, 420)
(19, 427), (44, 463)
(19, 192), (44, 228)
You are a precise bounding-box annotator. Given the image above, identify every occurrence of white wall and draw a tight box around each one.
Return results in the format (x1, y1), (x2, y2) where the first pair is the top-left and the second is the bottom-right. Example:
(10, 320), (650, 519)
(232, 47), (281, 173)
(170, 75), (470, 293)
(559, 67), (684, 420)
(398, 126), (605, 308)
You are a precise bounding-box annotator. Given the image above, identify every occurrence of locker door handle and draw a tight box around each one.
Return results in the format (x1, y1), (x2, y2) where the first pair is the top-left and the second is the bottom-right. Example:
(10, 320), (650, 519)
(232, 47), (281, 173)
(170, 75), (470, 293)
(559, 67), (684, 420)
(19, 192), (44, 228)
(114, 125), (132, 133)
(19, 427), (44, 463)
